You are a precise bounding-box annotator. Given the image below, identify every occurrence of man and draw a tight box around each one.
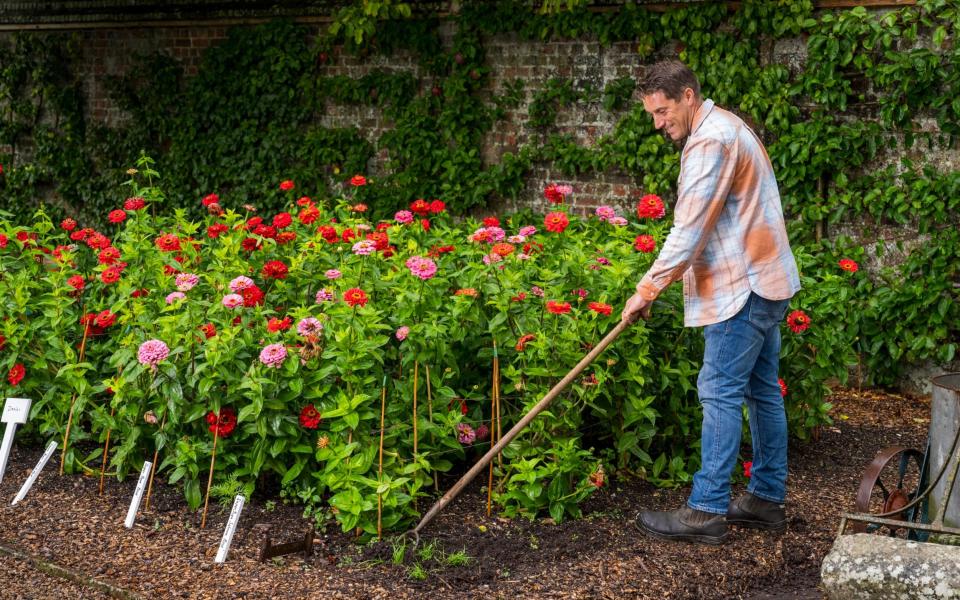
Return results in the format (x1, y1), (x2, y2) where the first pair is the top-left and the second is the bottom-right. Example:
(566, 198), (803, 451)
(621, 59), (801, 545)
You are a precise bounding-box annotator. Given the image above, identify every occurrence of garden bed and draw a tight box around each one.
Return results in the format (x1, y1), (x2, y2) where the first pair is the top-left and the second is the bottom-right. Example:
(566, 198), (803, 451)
(0, 387), (929, 599)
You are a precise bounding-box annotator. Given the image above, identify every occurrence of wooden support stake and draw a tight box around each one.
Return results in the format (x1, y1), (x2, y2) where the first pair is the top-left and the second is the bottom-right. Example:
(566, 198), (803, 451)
(426, 364), (437, 492)
(201, 426), (219, 529)
(60, 319), (91, 475)
(412, 361), (419, 457)
(144, 412), (167, 510)
(377, 376), (387, 541)
(98, 405), (116, 496)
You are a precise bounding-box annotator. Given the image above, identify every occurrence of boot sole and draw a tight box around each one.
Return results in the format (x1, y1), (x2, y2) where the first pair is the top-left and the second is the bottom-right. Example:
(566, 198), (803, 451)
(727, 517), (787, 532)
(635, 519), (728, 545)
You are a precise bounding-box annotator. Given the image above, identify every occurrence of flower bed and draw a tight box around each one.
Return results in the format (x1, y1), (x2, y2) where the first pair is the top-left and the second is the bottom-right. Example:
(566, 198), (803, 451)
(0, 161), (855, 535)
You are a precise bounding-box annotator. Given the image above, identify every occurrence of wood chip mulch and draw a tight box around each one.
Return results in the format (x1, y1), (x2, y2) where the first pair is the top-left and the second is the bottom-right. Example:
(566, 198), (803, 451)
(0, 387), (930, 599)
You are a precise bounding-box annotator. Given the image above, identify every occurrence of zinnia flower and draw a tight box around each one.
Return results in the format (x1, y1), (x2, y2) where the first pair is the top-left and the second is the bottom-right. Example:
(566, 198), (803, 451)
(483, 216), (500, 227)
(67, 274), (85, 291)
(546, 300), (572, 314)
(839, 259), (859, 273)
(396, 326), (409, 341)
(299, 404), (322, 429)
(124, 197), (146, 211)
(395, 210), (414, 224)
(637, 194), (666, 219)
(207, 224), (228, 238)
(261, 260), (289, 280)
(315, 288), (335, 303)
(165, 292), (185, 304)
(241, 285), (265, 307)
(7, 363), (25, 386)
(609, 216), (628, 227)
(267, 317), (292, 333)
(491, 243), (515, 257)
(429, 199), (445, 213)
(206, 407), (237, 437)
(61, 218), (77, 231)
(297, 317), (323, 337)
(595, 205), (616, 221)
(279, 180), (295, 191)
(405, 256), (437, 280)
(544, 184), (564, 204)
(155, 233), (181, 252)
(229, 276), (254, 293)
(515, 333), (536, 351)
(137, 339), (170, 368)
(95, 310), (116, 328)
(200, 323), (217, 339)
(98, 247), (120, 265)
(589, 464), (605, 488)
(457, 423), (476, 445)
(344, 288), (368, 308)
(222, 294), (244, 308)
(100, 267), (121, 284)
(786, 310), (810, 334)
(259, 343), (287, 368)
(202, 193), (220, 206)
(588, 302), (612, 316)
(454, 288), (478, 297)
(544, 211), (569, 233)
(519, 226), (537, 237)
(108, 209), (127, 224)
(272, 212), (292, 229)
(634, 234), (656, 253)
(778, 378), (788, 397)
(743, 461), (753, 478)
(175, 273), (199, 291)
(350, 175), (367, 186)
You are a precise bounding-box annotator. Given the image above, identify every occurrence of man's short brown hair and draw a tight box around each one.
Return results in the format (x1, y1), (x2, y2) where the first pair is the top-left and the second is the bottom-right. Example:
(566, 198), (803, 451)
(639, 59), (701, 101)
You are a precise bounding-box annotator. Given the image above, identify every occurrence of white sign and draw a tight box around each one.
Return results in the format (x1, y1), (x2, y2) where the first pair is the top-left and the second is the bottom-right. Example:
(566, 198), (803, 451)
(2, 398), (31, 425)
(0, 399), (33, 486)
(124, 460), (153, 529)
(214, 495), (246, 564)
(12, 440), (57, 505)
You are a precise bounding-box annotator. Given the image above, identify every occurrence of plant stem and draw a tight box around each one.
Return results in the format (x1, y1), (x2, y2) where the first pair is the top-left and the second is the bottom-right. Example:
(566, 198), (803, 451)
(377, 376), (387, 541)
(98, 404), (115, 496)
(201, 427), (219, 529)
(60, 317), (91, 475)
(144, 412), (167, 510)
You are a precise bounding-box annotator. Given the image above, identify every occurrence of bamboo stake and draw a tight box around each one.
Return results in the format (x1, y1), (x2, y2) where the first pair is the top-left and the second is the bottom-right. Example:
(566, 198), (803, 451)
(426, 364), (437, 492)
(144, 412), (167, 510)
(409, 320), (629, 538)
(98, 405), (116, 496)
(413, 361), (419, 456)
(377, 376), (388, 541)
(201, 425), (220, 529)
(60, 318), (91, 475)
(486, 342), (498, 516)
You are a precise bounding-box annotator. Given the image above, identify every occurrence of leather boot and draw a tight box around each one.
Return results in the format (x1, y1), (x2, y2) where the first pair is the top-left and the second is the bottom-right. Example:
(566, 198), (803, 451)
(635, 506), (729, 545)
(727, 492), (787, 532)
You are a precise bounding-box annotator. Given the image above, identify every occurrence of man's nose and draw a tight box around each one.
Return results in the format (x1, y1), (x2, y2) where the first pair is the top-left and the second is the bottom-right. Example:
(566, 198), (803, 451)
(654, 116), (664, 129)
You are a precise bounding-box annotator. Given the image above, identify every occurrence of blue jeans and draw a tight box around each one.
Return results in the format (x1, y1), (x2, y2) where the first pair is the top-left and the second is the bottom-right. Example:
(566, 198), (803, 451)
(687, 292), (790, 515)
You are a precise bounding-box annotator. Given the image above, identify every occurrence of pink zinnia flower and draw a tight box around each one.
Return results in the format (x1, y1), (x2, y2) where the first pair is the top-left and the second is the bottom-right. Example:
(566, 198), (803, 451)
(508, 235), (526, 244)
(395, 210), (414, 224)
(296, 317), (323, 337)
(175, 273), (199, 291)
(531, 286), (544, 298)
(352, 240), (376, 255)
(137, 339), (170, 368)
(396, 326), (409, 341)
(405, 256), (437, 280)
(325, 269), (342, 280)
(166, 291), (186, 304)
(518, 226), (537, 237)
(259, 343), (287, 368)
(222, 294), (244, 308)
(315, 288), (335, 303)
(595, 205), (616, 221)
(229, 276), (254, 292)
(457, 423), (476, 445)
(609, 216), (628, 227)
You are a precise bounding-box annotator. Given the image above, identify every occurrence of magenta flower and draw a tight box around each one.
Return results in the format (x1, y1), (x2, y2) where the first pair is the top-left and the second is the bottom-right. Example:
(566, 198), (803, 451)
(315, 288), (335, 303)
(324, 269), (342, 280)
(166, 291), (186, 304)
(482, 253), (503, 265)
(457, 423), (476, 445)
(259, 343), (287, 368)
(352, 240), (376, 256)
(396, 326), (409, 341)
(595, 205), (616, 221)
(222, 293), (244, 308)
(476, 424), (490, 441)
(556, 184), (573, 197)
(137, 339), (169, 368)
(297, 317), (323, 337)
(405, 256), (437, 280)
(175, 273), (199, 291)
(229, 276), (254, 292)
(394, 210), (414, 224)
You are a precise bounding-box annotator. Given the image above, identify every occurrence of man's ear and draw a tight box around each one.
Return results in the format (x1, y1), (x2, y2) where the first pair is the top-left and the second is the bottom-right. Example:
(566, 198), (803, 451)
(683, 87), (696, 105)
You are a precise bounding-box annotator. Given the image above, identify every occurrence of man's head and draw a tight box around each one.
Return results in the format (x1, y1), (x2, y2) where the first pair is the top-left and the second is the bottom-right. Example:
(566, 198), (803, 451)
(639, 60), (702, 142)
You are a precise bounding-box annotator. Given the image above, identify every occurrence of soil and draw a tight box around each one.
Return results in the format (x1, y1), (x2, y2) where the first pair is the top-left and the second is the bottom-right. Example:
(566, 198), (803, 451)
(0, 388), (930, 599)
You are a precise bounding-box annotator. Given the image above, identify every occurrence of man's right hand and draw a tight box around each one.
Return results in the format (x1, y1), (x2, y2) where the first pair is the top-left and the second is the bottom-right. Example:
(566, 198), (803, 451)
(621, 292), (653, 324)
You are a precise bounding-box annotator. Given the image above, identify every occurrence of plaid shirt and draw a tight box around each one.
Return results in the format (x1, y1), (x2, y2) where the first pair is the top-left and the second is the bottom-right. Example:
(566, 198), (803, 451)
(636, 99), (801, 327)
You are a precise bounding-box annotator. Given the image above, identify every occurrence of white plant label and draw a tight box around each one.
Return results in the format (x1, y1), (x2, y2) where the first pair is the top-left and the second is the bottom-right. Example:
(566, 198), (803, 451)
(0, 398), (32, 484)
(214, 495), (246, 564)
(12, 440), (57, 505)
(124, 460), (153, 528)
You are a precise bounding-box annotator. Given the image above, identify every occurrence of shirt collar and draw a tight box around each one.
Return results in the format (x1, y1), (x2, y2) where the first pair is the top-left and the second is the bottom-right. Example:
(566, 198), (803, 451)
(691, 98), (714, 136)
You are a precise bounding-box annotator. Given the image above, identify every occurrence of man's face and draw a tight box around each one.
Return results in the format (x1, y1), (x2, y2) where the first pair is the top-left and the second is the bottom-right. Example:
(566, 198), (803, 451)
(642, 89), (697, 142)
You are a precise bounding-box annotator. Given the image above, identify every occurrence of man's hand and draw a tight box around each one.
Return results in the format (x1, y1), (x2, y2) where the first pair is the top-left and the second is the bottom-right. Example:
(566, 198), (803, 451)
(621, 292), (653, 324)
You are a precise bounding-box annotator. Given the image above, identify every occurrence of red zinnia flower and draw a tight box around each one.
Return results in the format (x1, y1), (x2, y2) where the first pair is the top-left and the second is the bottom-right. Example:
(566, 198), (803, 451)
(98, 247), (120, 265)
(351, 203), (368, 213)
(241, 237), (261, 252)
(67, 274), (85, 291)
(778, 378), (788, 397)
(454, 288), (478, 297)
(429, 199), (445, 213)
(200, 323), (217, 339)
(261, 260), (288, 280)
(420, 218), (430, 231)
(546, 300), (572, 314)
(267, 316), (292, 333)
(207, 224), (228, 238)
(350, 175), (367, 187)
(94, 310), (116, 328)
(242, 284), (265, 307)
(202, 193), (220, 207)
(155, 233), (181, 252)
(100, 267), (121, 284)
(743, 461), (752, 478)
(279, 180), (295, 191)
(131, 289), (150, 298)
(296, 196), (313, 207)
(511, 292), (527, 302)
(253, 224), (277, 239)
(0, 234), (8, 248)
(637, 194), (666, 219)
(298, 205), (320, 225)
(7, 363), (25, 386)
(839, 259), (859, 273)
(588, 302), (612, 316)
(367, 231), (389, 251)
(544, 184), (564, 204)
(272, 212), (293, 229)
(515, 333), (536, 352)
(409, 199), (430, 216)
(544, 212), (569, 233)
(344, 288), (368, 308)
(206, 407), (237, 437)
(482, 216), (500, 227)
(61, 218), (77, 231)
(634, 234), (656, 253)
(317, 225), (338, 243)
(299, 404), (322, 429)
(86, 232), (111, 250)
(108, 209), (127, 224)
(786, 310), (810, 334)
(124, 197), (146, 211)
(276, 231), (297, 245)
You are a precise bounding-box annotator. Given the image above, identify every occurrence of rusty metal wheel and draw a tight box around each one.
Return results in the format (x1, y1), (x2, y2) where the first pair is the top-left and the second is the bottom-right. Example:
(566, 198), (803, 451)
(852, 446), (928, 538)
